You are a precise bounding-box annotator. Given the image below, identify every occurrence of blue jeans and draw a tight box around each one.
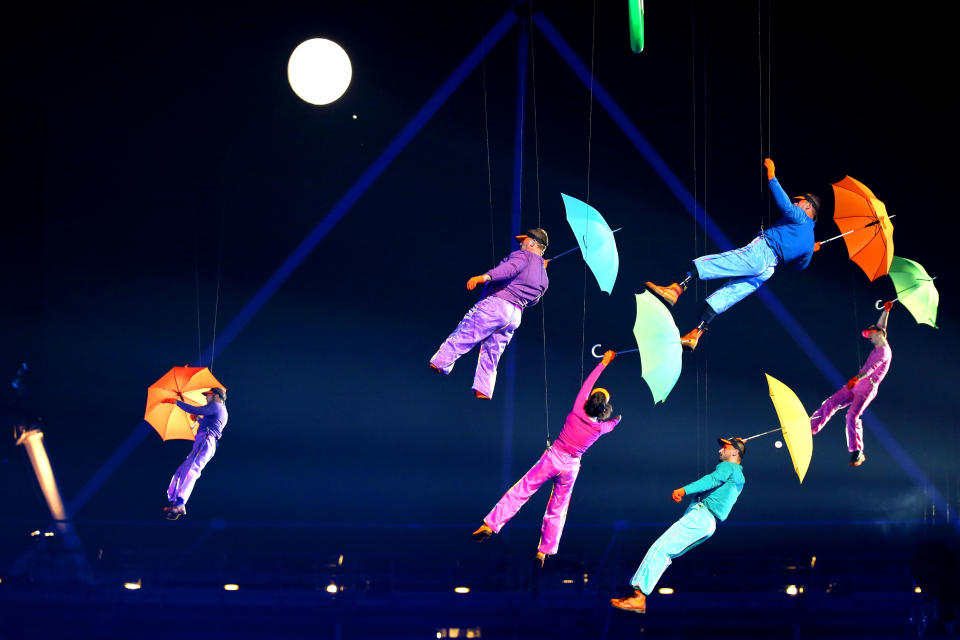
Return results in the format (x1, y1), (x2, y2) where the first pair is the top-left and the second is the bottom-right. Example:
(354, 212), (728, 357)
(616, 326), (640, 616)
(630, 501), (717, 594)
(693, 236), (778, 315)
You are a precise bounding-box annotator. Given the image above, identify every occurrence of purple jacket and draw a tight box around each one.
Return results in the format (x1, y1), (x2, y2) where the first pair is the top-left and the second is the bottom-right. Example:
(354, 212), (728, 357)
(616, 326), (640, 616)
(858, 344), (892, 386)
(176, 400), (228, 439)
(483, 249), (549, 309)
(553, 361), (621, 457)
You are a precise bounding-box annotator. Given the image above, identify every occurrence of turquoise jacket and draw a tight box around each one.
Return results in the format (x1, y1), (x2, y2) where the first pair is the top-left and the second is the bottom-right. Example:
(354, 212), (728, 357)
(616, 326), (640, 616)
(681, 461), (745, 522)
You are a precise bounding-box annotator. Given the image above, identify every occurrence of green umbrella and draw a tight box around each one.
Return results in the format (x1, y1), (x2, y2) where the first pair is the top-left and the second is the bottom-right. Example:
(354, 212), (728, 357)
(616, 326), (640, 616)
(884, 256), (939, 328)
(631, 291), (682, 403)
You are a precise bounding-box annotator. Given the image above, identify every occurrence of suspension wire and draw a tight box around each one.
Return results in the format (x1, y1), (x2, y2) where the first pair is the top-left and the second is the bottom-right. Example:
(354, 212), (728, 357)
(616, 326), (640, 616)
(579, 0), (597, 386)
(526, 2), (550, 444)
(691, 3), (703, 476)
(193, 212), (203, 366)
(701, 4), (710, 473)
(209, 204), (225, 372)
(481, 56), (496, 266)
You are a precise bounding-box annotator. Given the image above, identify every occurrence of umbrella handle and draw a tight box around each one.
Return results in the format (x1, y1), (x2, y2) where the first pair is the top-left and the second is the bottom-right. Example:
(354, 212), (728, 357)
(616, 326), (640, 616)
(591, 344), (604, 358)
(874, 299), (888, 310)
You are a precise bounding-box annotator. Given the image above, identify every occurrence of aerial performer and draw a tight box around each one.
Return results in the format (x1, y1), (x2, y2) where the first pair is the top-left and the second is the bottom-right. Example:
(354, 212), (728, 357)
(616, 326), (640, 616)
(471, 351), (622, 565)
(610, 437), (746, 614)
(646, 158), (820, 351)
(161, 387), (228, 520)
(810, 301), (894, 467)
(430, 228), (549, 399)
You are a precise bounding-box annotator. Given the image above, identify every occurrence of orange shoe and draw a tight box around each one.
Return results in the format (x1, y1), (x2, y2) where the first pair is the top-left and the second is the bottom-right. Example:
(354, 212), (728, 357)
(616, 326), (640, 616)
(429, 362), (441, 373)
(471, 523), (493, 541)
(536, 551), (546, 568)
(850, 450), (866, 467)
(610, 589), (647, 614)
(645, 282), (684, 307)
(680, 327), (704, 351)
(475, 390), (491, 400)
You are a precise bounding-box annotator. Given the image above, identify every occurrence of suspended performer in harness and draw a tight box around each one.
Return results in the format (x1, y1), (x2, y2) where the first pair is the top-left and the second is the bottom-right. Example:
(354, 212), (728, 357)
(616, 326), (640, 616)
(646, 158), (820, 351)
(810, 301), (894, 467)
(161, 387), (228, 520)
(471, 350), (622, 565)
(610, 437), (746, 614)
(430, 228), (549, 399)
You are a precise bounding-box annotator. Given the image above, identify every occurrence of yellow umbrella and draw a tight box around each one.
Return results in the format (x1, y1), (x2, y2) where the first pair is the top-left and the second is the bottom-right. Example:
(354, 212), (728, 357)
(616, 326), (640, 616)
(744, 374), (813, 483)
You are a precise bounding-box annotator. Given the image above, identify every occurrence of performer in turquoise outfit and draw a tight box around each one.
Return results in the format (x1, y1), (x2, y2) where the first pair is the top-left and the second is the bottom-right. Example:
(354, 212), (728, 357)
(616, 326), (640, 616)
(611, 437), (746, 614)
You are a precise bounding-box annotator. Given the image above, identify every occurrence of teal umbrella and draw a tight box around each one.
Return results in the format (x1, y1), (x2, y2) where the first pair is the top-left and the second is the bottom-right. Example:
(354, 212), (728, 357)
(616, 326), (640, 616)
(592, 291), (682, 404)
(561, 193), (619, 294)
(879, 256), (939, 328)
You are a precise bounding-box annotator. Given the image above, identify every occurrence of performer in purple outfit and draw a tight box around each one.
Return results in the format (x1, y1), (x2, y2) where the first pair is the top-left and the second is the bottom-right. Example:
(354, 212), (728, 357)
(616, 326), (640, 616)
(810, 301), (893, 467)
(471, 351), (621, 565)
(430, 228), (549, 399)
(162, 387), (228, 520)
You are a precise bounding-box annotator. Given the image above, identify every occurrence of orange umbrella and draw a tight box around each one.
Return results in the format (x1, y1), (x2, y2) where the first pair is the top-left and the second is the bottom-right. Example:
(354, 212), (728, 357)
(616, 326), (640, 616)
(823, 176), (895, 281)
(144, 366), (225, 441)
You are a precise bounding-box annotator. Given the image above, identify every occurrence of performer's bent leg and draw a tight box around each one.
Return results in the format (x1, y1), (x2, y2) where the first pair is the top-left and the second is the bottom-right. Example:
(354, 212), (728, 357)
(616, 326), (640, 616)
(167, 434), (217, 505)
(810, 387), (853, 435)
(485, 447), (560, 534)
(473, 301), (522, 398)
(538, 454), (581, 555)
(845, 386), (877, 452)
(629, 503), (716, 595)
(693, 237), (776, 281)
(703, 265), (775, 315)
(430, 298), (505, 373)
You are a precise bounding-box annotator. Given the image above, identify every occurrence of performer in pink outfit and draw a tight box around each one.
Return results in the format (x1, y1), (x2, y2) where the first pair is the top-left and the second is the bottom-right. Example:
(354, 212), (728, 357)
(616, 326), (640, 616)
(810, 302), (893, 467)
(471, 351), (622, 565)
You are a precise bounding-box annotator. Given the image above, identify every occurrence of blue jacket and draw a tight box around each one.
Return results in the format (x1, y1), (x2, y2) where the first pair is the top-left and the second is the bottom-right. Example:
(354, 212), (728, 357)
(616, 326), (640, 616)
(761, 177), (816, 270)
(681, 461), (745, 522)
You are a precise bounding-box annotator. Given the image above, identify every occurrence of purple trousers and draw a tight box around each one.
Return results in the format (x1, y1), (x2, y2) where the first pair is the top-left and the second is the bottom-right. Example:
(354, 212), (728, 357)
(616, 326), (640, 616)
(430, 296), (522, 398)
(484, 446), (581, 555)
(167, 432), (217, 504)
(810, 381), (879, 452)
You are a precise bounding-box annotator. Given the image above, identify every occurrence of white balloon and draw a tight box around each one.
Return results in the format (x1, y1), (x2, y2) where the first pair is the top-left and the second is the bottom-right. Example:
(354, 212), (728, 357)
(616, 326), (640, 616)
(287, 38), (352, 106)
(774, 440), (783, 448)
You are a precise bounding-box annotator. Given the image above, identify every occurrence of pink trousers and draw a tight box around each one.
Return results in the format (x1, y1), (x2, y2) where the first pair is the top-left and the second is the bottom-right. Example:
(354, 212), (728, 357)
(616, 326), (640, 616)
(484, 446), (581, 555)
(810, 381), (878, 452)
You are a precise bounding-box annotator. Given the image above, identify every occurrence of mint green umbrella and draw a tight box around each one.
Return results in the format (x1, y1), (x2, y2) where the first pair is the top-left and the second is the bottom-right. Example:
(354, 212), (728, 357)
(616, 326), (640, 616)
(883, 256), (939, 328)
(561, 193), (619, 294)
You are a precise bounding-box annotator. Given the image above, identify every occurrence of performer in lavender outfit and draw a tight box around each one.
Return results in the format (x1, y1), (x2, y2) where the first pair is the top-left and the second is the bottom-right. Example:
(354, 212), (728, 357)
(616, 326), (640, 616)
(162, 387), (228, 520)
(810, 301), (894, 467)
(430, 228), (549, 399)
(471, 351), (621, 565)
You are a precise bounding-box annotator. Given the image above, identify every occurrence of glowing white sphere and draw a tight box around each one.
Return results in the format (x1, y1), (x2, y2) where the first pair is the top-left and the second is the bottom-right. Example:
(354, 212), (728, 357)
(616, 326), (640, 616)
(774, 440), (783, 449)
(287, 38), (352, 105)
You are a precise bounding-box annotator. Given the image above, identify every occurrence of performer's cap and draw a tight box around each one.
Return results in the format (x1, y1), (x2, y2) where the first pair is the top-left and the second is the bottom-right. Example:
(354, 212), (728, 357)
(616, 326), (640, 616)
(203, 387), (227, 401)
(515, 228), (549, 247)
(862, 324), (887, 338)
(591, 387), (610, 403)
(718, 437), (746, 459)
(792, 192), (822, 214)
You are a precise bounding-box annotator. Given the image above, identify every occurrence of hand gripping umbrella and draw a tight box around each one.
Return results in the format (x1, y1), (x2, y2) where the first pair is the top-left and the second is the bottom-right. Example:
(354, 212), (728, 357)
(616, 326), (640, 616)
(819, 176), (895, 281)
(591, 291), (682, 404)
(874, 256), (939, 328)
(743, 374), (813, 483)
(145, 366), (225, 441)
(555, 193), (620, 294)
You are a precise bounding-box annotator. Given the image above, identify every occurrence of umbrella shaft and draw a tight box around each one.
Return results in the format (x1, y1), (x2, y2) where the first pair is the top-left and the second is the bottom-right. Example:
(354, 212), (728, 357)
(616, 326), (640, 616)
(549, 227), (623, 263)
(743, 426), (782, 441)
(821, 214), (896, 245)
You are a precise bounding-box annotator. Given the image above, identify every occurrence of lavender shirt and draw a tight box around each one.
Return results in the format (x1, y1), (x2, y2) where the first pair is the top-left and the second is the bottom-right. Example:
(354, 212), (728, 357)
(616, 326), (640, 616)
(553, 361), (621, 457)
(483, 249), (549, 309)
(176, 400), (228, 439)
(859, 343), (892, 386)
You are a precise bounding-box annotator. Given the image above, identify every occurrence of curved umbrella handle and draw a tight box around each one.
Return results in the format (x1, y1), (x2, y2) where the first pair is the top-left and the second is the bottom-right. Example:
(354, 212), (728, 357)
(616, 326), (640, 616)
(591, 344), (604, 359)
(875, 299), (898, 310)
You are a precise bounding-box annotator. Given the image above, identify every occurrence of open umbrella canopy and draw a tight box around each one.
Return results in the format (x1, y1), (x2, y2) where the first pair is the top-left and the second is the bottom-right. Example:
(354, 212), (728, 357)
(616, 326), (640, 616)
(561, 193), (619, 294)
(888, 256), (939, 328)
(632, 291), (682, 403)
(144, 366), (225, 441)
(831, 176), (894, 281)
(764, 374), (813, 483)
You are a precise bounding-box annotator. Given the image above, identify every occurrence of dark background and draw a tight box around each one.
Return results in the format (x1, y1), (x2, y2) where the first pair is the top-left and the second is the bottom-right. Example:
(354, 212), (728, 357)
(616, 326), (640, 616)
(1, 1), (957, 638)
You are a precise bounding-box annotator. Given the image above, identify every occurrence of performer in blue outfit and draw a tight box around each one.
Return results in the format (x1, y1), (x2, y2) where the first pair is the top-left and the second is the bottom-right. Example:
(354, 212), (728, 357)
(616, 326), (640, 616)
(646, 158), (819, 351)
(161, 387), (228, 520)
(610, 437), (746, 614)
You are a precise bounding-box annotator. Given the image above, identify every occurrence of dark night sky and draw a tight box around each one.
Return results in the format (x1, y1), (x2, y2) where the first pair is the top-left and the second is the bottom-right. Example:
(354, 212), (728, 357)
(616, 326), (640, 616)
(2, 1), (957, 559)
